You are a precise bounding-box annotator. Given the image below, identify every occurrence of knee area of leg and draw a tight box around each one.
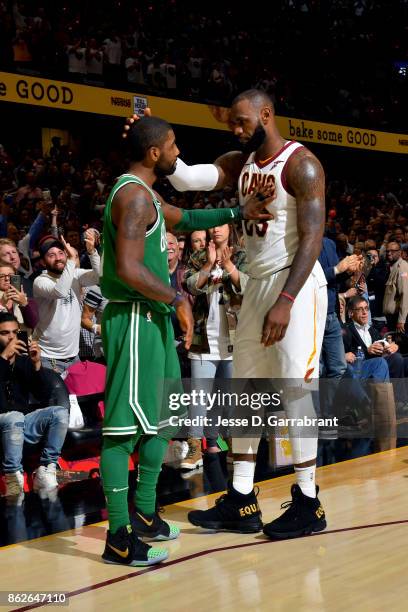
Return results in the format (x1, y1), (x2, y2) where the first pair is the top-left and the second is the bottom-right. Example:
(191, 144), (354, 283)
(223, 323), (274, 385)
(4, 412), (25, 442)
(52, 406), (69, 425)
(4, 411), (24, 428)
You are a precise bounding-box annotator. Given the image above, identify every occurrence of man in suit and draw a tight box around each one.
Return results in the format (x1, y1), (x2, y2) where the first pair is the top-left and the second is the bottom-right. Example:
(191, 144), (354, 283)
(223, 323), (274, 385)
(342, 295), (399, 451)
(344, 295), (407, 379)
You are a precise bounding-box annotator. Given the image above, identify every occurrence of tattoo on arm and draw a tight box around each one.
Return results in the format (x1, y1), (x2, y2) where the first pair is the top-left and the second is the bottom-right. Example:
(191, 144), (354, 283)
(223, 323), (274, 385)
(120, 189), (152, 240)
(281, 151), (325, 299)
(115, 186), (175, 303)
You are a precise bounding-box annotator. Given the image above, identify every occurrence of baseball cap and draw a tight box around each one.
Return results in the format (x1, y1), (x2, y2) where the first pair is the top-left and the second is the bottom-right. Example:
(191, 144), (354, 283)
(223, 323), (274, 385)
(38, 235), (64, 257)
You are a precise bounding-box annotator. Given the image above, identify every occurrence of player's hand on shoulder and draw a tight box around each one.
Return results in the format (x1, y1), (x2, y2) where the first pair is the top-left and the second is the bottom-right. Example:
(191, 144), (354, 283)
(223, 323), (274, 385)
(242, 184), (275, 221)
(122, 108), (152, 138)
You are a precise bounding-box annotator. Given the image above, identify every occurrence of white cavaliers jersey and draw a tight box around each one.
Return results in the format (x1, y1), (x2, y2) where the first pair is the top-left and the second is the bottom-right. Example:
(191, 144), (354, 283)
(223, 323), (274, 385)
(238, 140), (304, 278)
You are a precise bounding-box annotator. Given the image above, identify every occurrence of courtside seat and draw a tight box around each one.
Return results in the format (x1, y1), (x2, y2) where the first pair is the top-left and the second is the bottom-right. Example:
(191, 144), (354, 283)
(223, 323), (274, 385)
(1, 368), (104, 469)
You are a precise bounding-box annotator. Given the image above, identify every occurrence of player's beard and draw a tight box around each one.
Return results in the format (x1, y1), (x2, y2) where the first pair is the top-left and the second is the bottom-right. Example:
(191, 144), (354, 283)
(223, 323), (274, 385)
(238, 123), (266, 154)
(155, 156), (177, 178)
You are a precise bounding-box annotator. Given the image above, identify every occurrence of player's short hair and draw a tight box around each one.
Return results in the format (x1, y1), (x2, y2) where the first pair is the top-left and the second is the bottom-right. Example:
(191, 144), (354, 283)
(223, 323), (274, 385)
(127, 116), (172, 162)
(232, 89), (275, 113)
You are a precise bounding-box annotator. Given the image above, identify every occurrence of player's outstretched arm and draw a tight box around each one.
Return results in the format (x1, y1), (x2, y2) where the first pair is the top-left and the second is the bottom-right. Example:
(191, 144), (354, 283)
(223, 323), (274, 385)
(168, 150), (245, 192)
(161, 183), (274, 231)
(122, 111), (245, 191)
(261, 150), (325, 347)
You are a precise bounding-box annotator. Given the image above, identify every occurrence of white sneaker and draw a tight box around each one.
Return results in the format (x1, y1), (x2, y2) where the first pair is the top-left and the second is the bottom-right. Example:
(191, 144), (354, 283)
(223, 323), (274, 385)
(173, 440), (189, 460)
(3, 472), (24, 496)
(163, 441), (189, 465)
(33, 464), (58, 492)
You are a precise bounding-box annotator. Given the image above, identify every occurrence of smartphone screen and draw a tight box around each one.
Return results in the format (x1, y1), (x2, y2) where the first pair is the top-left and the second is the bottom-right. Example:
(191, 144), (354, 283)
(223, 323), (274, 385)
(10, 275), (22, 291)
(17, 330), (28, 346)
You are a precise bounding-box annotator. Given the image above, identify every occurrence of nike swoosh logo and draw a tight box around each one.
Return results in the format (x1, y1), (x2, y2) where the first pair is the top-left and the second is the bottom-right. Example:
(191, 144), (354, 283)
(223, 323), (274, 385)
(108, 543), (129, 558)
(112, 487), (128, 493)
(136, 512), (154, 527)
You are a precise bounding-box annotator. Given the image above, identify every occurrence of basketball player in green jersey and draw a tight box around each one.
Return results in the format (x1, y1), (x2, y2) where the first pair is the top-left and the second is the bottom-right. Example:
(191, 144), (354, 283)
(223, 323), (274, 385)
(100, 116), (275, 567)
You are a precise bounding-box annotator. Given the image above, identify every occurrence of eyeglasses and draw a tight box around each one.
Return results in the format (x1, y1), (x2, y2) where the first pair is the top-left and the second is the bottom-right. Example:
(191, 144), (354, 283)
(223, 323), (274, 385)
(0, 274), (12, 280)
(386, 249), (400, 253)
(353, 306), (370, 313)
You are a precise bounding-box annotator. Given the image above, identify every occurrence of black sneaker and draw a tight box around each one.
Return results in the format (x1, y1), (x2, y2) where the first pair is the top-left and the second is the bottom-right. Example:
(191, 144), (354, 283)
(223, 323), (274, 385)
(102, 524), (168, 566)
(131, 508), (180, 541)
(188, 485), (263, 533)
(263, 484), (326, 540)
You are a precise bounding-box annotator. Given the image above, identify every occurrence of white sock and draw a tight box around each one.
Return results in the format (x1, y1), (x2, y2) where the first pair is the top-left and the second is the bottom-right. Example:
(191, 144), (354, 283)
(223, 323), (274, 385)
(233, 461), (255, 495)
(294, 465), (316, 498)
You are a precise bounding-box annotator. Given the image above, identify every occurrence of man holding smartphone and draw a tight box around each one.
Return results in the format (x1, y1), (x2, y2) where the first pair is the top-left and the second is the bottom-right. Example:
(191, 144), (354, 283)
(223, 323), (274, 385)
(0, 264), (39, 331)
(0, 313), (68, 498)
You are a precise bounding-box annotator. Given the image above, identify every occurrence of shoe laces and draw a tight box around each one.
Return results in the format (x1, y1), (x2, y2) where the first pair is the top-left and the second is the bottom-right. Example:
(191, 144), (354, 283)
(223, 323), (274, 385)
(215, 485), (259, 507)
(279, 490), (300, 515)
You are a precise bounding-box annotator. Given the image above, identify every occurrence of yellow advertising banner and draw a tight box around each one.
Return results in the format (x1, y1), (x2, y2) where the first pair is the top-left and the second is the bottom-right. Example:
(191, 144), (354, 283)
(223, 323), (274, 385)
(1, 71), (407, 154)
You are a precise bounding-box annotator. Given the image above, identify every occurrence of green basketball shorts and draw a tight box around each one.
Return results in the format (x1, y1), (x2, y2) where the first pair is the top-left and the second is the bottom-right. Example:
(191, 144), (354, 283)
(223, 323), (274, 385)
(102, 301), (183, 436)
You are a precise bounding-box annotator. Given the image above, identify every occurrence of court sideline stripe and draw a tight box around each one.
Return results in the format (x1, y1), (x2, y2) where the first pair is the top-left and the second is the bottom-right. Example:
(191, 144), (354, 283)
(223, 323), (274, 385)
(14, 517), (408, 611)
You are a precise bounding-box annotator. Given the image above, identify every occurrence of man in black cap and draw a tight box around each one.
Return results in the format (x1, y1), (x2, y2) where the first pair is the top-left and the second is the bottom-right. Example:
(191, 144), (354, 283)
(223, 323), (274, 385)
(33, 231), (100, 374)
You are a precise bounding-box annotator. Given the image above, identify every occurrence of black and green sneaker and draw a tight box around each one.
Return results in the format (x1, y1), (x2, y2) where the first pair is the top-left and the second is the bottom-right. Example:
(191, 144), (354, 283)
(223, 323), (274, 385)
(102, 524), (168, 566)
(188, 485), (263, 533)
(131, 508), (180, 541)
(263, 484), (327, 540)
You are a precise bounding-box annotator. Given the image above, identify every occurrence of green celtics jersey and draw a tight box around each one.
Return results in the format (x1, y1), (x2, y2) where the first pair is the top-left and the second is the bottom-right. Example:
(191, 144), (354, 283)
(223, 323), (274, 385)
(101, 173), (171, 314)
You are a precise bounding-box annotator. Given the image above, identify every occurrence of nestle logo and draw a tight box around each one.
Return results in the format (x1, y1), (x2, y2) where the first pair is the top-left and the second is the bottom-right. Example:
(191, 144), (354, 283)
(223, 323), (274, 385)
(398, 139), (408, 146)
(110, 97), (131, 107)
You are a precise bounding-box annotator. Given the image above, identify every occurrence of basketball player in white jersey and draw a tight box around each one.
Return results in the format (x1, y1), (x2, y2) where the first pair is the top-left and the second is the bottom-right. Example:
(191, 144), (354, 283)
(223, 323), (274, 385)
(126, 90), (328, 539)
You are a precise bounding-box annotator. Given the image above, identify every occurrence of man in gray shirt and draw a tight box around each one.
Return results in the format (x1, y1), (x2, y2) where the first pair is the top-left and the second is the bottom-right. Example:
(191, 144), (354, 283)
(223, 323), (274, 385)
(33, 231), (100, 374)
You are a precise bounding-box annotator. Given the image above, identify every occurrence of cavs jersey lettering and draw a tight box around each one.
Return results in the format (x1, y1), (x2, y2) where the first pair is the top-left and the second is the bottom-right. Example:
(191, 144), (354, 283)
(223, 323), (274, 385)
(238, 140), (304, 279)
(101, 173), (171, 314)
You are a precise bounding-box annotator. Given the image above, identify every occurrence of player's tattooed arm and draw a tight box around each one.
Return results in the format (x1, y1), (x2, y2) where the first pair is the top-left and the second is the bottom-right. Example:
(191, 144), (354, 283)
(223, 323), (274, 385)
(213, 151), (247, 188)
(113, 184), (176, 303)
(261, 150), (325, 346)
(281, 150), (325, 299)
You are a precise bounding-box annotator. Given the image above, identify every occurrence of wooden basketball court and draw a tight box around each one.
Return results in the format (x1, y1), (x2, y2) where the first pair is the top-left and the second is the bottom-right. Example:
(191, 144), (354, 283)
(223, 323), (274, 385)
(2, 447), (408, 611)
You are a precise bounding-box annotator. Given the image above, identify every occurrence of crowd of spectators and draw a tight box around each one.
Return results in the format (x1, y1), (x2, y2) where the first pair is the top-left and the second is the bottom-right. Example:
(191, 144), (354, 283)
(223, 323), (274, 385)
(1, 104), (408, 493)
(0, 0), (407, 129)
